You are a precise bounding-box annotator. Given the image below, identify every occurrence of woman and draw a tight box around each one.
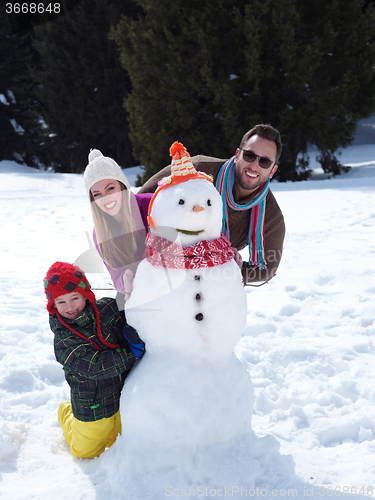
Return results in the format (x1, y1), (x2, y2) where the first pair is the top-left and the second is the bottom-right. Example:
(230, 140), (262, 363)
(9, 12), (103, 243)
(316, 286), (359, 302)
(84, 149), (152, 301)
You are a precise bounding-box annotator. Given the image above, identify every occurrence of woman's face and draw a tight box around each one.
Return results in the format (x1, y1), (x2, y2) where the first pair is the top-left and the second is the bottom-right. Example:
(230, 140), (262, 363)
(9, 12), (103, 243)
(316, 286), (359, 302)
(91, 179), (124, 221)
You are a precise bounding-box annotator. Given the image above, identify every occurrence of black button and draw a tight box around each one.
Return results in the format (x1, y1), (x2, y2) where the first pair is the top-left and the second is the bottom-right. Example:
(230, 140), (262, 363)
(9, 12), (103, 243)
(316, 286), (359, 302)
(194, 275), (201, 281)
(195, 313), (204, 321)
(195, 293), (201, 300)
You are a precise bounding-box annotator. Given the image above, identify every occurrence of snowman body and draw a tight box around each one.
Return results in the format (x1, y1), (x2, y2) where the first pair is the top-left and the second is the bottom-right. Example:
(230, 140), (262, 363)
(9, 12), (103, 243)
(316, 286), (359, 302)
(121, 177), (254, 450)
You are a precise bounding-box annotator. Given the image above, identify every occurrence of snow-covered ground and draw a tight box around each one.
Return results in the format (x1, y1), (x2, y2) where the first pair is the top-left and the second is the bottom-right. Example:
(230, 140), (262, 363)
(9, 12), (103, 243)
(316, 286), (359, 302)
(0, 118), (375, 499)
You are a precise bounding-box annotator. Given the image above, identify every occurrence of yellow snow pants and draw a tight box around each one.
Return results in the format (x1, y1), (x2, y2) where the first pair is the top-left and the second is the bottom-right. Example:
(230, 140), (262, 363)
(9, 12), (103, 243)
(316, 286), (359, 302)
(58, 401), (121, 458)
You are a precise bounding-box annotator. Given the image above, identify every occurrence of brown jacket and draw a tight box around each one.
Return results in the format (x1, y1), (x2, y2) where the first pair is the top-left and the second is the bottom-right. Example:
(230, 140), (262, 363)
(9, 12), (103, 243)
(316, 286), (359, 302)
(138, 155), (285, 285)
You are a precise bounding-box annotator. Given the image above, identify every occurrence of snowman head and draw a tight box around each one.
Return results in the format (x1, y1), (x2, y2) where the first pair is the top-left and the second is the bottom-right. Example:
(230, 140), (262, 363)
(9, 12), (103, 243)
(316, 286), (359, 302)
(148, 142), (223, 247)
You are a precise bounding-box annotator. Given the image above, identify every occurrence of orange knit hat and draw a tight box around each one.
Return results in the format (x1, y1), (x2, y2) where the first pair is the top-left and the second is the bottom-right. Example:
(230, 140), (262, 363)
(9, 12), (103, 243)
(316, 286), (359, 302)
(147, 142), (213, 230)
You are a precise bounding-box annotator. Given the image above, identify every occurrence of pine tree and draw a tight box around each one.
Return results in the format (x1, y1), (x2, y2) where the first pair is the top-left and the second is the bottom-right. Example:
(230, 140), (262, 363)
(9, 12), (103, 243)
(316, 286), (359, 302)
(0, 14), (19, 160)
(300, 0), (375, 176)
(111, 0), (249, 183)
(113, 0), (375, 182)
(237, 0), (375, 179)
(0, 7), (45, 167)
(258, 0), (375, 179)
(31, 0), (136, 172)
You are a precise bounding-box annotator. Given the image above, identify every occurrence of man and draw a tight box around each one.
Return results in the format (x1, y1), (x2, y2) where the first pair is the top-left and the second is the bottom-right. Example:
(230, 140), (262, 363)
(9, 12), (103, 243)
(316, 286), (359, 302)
(138, 124), (285, 285)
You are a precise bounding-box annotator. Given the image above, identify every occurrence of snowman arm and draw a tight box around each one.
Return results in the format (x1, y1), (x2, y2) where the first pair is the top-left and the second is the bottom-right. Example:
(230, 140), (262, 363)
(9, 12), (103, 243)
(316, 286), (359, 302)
(106, 263), (126, 293)
(123, 269), (134, 301)
(241, 234), (284, 284)
(241, 239), (282, 283)
(233, 248), (243, 268)
(137, 165), (172, 193)
(137, 155), (222, 194)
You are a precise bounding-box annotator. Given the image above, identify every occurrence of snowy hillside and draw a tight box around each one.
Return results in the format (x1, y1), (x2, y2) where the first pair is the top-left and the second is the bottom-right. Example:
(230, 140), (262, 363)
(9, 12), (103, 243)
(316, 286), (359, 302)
(0, 126), (375, 498)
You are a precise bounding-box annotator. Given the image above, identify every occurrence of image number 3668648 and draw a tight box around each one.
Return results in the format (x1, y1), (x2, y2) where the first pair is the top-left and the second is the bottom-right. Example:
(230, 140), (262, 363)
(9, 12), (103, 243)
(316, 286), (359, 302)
(4, 1), (81, 33)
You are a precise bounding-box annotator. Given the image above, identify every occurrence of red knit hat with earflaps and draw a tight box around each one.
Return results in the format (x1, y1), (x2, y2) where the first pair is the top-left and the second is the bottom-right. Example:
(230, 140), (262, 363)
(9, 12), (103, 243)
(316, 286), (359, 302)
(44, 261), (119, 351)
(147, 141), (213, 230)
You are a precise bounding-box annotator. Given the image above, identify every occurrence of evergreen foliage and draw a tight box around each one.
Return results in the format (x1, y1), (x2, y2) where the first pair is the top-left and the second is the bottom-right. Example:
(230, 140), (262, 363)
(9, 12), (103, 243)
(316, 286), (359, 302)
(31, 0), (136, 173)
(111, 0), (248, 184)
(112, 0), (375, 183)
(0, 8), (44, 167)
(2, 0), (375, 179)
(0, 13), (19, 159)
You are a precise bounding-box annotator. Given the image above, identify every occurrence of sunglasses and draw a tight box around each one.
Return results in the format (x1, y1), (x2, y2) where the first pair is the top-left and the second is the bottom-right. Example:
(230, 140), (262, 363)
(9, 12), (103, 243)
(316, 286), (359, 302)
(240, 149), (276, 169)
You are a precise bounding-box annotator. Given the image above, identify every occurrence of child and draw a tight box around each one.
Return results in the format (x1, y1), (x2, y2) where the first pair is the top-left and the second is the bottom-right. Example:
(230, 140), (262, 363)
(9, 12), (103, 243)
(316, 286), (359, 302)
(44, 261), (141, 459)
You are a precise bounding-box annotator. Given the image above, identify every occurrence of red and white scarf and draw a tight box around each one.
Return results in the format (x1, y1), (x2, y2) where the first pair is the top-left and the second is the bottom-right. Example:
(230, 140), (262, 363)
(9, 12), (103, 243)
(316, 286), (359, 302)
(145, 233), (235, 269)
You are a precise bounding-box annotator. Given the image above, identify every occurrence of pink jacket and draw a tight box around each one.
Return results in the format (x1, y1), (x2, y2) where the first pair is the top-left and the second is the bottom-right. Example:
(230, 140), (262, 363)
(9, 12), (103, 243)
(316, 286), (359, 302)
(93, 192), (152, 292)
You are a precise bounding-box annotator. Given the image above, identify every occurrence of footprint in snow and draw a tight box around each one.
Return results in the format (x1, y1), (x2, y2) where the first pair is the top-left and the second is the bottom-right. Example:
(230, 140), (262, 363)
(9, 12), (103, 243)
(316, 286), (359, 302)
(315, 275), (335, 286)
(278, 304), (301, 317)
(285, 286), (311, 301)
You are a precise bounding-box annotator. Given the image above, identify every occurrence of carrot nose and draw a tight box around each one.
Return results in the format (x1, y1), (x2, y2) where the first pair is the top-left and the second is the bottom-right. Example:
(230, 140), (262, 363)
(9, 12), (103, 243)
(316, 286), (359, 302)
(193, 206), (204, 212)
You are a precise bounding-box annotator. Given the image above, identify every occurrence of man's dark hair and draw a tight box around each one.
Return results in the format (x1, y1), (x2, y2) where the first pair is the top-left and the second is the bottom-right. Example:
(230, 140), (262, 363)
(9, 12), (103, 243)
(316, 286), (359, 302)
(240, 124), (282, 163)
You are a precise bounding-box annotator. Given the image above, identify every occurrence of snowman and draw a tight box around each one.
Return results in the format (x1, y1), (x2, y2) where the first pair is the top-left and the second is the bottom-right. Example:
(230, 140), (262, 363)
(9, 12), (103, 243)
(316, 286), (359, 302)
(101, 142), (255, 493)
(123, 142), (253, 438)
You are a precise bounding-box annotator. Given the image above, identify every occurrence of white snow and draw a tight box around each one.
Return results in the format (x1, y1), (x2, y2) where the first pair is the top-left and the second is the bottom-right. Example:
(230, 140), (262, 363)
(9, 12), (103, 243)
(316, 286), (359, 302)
(1, 119), (375, 499)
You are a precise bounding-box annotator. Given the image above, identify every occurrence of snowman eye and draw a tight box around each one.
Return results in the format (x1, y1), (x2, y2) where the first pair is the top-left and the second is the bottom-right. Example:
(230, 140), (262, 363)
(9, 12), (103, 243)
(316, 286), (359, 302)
(207, 199), (212, 206)
(178, 199), (185, 205)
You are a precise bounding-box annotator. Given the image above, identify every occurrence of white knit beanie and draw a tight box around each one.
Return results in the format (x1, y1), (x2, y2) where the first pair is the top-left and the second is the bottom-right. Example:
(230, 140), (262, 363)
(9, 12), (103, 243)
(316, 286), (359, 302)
(84, 149), (131, 195)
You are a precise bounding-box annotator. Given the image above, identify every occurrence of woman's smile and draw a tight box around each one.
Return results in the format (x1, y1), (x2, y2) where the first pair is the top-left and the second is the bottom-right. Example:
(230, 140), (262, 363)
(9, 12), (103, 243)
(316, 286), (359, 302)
(91, 179), (124, 220)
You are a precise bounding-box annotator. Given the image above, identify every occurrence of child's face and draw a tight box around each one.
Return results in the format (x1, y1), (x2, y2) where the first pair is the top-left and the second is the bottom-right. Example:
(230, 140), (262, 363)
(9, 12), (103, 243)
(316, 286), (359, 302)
(54, 292), (87, 320)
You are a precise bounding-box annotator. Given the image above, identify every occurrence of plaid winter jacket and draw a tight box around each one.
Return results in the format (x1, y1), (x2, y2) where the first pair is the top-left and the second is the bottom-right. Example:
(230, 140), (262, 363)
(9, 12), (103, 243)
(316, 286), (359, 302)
(50, 297), (136, 422)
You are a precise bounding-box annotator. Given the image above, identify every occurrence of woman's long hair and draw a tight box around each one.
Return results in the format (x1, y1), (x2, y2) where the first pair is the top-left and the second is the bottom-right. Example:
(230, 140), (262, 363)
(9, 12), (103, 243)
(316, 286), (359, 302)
(89, 182), (136, 268)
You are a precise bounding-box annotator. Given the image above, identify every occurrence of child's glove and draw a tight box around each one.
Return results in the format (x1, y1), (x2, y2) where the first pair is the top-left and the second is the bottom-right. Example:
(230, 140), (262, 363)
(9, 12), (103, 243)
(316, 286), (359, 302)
(123, 325), (145, 359)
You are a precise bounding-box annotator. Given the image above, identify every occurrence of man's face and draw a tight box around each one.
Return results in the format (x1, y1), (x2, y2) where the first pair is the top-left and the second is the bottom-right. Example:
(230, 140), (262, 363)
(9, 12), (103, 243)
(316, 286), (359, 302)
(234, 134), (278, 199)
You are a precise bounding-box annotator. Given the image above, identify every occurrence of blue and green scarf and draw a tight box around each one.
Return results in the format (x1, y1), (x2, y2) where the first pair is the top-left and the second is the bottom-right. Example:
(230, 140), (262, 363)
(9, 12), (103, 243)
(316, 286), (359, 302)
(216, 157), (270, 269)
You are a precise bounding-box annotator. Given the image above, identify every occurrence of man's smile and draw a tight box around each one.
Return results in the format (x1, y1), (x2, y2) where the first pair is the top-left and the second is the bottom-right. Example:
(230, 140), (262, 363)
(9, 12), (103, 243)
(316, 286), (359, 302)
(245, 170), (259, 178)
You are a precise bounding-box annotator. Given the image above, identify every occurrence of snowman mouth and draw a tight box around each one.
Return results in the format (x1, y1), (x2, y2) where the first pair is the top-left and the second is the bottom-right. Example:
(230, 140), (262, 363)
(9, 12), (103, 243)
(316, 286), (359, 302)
(176, 228), (204, 236)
